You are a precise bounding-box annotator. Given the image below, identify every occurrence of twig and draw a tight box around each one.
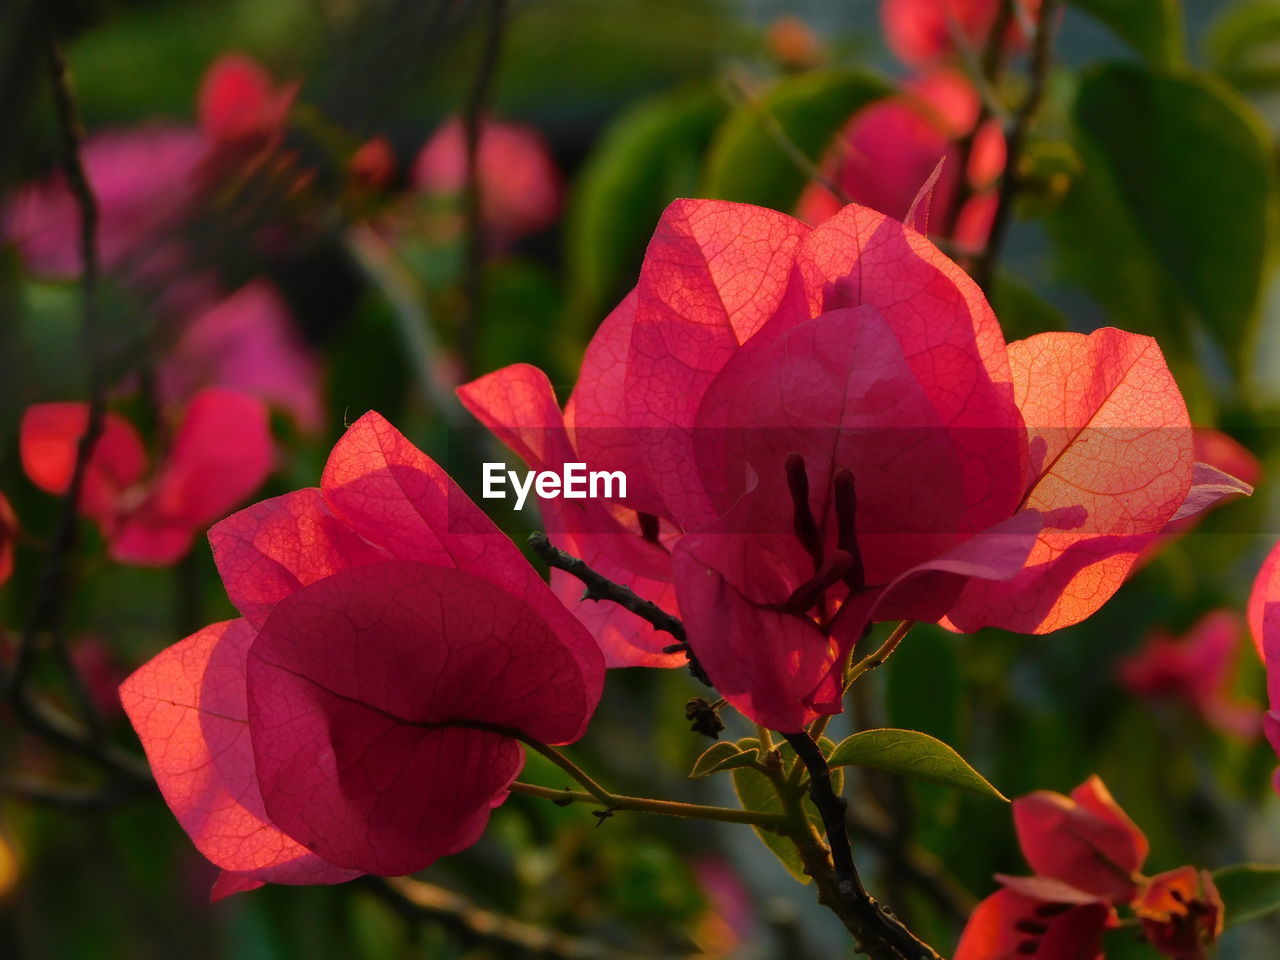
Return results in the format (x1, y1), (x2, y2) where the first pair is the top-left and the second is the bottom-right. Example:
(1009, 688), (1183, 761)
(509, 782), (789, 829)
(1, 775), (154, 812)
(527, 532), (711, 685)
(940, 0), (1016, 239)
(345, 223), (463, 423)
(846, 804), (976, 927)
(845, 621), (916, 690)
(723, 70), (850, 205)
(370, 876), (686, 960)
(7, 38), (108, 739)
(780, 731), (943, 960)
(971, 0), (1062, 293)
(458, 0), (510, 377)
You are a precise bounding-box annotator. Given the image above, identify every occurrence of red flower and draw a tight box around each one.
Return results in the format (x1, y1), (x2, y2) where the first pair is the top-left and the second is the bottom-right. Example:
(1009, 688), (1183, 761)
(463, 198), (1224, 731)
(413, 117), (563, 240)
(1134, 867), (1224, 960)
(881, 0), (1040, 68)
(20, 389), (274, 566)
(797, 70), (1004, 250)
(1118, 610), (1261, 738)
(4, 126), (205, 279)
(158, 281), (324, 433)
(0, 493), (16, 585)
(120, 413), (603, 896)
(1248, 541), (1280, 785)
(197, 53), (297, 149)
(957, 777), (1218, 960)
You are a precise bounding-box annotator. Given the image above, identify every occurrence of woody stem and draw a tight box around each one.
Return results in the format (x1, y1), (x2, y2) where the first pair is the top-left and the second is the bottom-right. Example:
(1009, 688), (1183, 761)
(845, 620), (916, 691)
(508, 782), (789, 829)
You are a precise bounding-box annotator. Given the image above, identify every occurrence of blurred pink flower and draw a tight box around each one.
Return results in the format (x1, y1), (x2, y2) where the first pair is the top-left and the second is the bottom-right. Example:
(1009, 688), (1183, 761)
(159, 281), (324, 433)
(1118, 610), (1261, 738)
(4, 126), (205, 279)
(796, 70), (1004, 251)
(20, 389), (274, 566)
(882, 0), (1040, 68)
(197, 53), (298, 149)
(0, 493), (15, 586)
(413, 117), (563, 241)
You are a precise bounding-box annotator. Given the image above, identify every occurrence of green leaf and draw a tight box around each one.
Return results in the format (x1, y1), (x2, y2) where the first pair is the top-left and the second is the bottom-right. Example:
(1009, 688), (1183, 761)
(728, 737), (841, 884)
(828, 729), (1007, 802)
(1070, 0), (1186, 65)
(1048, 63), (1275, 375)
(1212, 864), (1280, 929)
(689, 740), (759, 777)
(702, 68), (890, 212)
(730, 761), (808, 884)
(564, 86), (726, 336)
(1207, 0), (1280, 92)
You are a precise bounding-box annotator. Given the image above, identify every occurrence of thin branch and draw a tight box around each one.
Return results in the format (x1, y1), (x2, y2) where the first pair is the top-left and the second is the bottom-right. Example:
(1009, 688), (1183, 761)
(7, 38), (108, 739)
(0, 775), (153, 812)
(780, 731), (943, 960)
(509, 782), (790, 829)
(846, 804), (976, 927)
(345, 223), (463, 423)
(370, 876), (687, 960)
(940, 0), (1016, 239)
(527, 532), (710, 685)
(723, 70), (850, 206)
(971, 0), (1062, 293)
(458, 0), (510, 378)
(845, 620), (916, 690)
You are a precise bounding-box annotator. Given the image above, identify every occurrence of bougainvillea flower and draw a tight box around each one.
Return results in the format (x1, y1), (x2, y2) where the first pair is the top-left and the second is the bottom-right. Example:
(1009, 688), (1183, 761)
(463, 198), (1218, 731)
(1247, 541), (1280, 781)
(121, 412), (603, 895)
(20, 389), (273, 565)
(1118, 610), (1260, 737)
(957, 776), (1219, 960)
(1133, 867), (1223, 960)
(882, 0), (1040, 68)
(414, 117), (563, 240)
(197, 53), (297, 149)
(349, 135), (397, 189)
(0, 493), (15, 585)
(797, 70), (1004, 250)
(4, 126), (205, 279)
(158, 280), (324, 432)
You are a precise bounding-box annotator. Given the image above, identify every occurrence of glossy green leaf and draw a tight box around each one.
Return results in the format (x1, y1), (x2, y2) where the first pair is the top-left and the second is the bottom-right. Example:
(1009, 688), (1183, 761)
(690, 740), (757, 778)
(828, 729), (1007, 802)
(1070, 0), (1185, 64)
(1207, 0), (1280, 91)
(564, 86), (726, 336)
(728, 737), (841, 884)
(1048, 63), (1274, 374)
(1213, 864), (1280, 929)
(702, 68), (890, 212)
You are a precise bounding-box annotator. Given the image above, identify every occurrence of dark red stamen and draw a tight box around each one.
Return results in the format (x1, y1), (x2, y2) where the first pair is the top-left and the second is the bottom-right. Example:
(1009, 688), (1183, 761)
(638, 511), (660, 544)
(783, 550), (852, 614)
(833, 467), (865, 591)
(786, 453), (822, 567)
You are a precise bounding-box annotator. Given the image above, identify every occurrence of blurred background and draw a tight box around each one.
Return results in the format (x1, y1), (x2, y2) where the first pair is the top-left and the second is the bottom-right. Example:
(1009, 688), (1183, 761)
(2, 0), (1280, 957)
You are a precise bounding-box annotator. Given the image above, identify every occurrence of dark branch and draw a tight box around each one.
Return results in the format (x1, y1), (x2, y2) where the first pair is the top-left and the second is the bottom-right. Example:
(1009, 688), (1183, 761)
(971, 0), (1062, 293)
(527, 531), (711, 686)
(7, 37), (108, 738)
(368, 876), (688, 960)
(780, 731), (943, 960)
(458, 0), (510, 377)
(940, 0), (1016, 238)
